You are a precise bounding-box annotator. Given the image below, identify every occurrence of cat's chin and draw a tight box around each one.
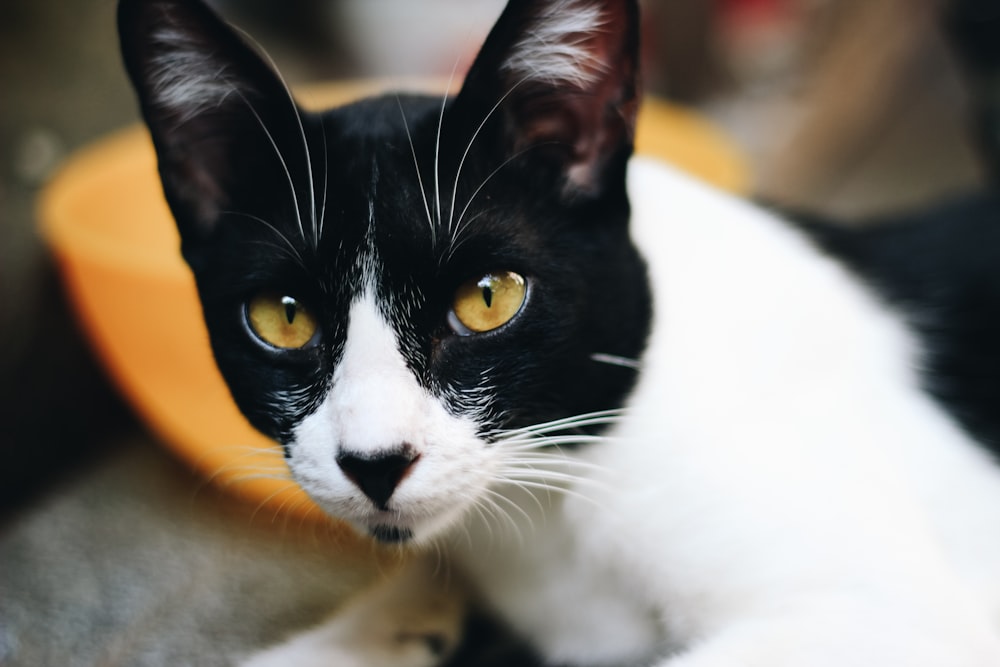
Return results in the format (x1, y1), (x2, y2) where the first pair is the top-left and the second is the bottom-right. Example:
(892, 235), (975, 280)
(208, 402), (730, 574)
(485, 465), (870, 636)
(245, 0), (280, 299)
(320, 498), (474, 547)
(369, 524), (415, 544)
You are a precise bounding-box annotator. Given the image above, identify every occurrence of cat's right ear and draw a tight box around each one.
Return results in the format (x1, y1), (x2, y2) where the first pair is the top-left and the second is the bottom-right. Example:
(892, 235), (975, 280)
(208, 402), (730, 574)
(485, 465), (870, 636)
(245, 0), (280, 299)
(118, 0), (303, 249)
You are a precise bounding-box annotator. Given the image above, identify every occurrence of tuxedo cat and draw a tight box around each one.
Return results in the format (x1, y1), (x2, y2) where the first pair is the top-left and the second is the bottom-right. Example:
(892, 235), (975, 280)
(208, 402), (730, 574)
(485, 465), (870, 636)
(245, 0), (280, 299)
(119, 0), (1000, 664)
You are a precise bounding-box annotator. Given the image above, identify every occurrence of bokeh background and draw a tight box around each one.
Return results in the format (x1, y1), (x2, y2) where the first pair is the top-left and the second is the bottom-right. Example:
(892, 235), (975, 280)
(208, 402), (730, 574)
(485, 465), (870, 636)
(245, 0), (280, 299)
(0, 0), (990, 664)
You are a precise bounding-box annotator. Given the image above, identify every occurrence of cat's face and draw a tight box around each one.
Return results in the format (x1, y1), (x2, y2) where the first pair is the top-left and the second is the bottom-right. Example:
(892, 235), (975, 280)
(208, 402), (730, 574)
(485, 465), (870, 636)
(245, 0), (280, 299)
(119, 0), (651, 543)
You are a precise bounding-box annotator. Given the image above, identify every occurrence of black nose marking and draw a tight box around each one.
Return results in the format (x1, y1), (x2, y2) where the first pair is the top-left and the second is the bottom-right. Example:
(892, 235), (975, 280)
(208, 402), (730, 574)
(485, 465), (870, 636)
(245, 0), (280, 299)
(336, 448), (419, 510)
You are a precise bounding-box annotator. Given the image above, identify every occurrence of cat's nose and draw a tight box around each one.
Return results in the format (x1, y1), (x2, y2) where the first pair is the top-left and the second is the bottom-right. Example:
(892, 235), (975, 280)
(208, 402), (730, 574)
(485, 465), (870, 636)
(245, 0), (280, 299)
(335, 447), (419, 510)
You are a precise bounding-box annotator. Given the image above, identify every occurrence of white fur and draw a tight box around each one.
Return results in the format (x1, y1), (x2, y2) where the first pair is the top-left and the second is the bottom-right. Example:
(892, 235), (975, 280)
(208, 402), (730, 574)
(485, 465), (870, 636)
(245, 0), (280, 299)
(501, 0), (609, 87)
(247, 159), (1000, 666)
(241, 559), (465, 667)
(453, 159), (1000, 665)
(290, 291), (493, 543)
(149, 28), (238, 116)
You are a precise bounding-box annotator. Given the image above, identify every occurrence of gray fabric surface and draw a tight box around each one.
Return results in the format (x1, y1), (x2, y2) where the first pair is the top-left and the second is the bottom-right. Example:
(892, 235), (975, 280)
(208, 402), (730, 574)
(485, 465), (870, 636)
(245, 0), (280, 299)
(0, 437), (380, 667)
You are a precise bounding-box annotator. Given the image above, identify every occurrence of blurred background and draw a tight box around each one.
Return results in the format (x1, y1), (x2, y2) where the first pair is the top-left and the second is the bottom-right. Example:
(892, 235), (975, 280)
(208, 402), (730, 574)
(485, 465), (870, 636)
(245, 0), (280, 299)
(0, 0), (992, 664)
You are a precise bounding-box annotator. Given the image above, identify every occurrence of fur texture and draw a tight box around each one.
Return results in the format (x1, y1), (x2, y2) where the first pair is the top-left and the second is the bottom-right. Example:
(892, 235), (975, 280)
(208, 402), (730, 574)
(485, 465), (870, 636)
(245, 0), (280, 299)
(118, 0), (1000, 665)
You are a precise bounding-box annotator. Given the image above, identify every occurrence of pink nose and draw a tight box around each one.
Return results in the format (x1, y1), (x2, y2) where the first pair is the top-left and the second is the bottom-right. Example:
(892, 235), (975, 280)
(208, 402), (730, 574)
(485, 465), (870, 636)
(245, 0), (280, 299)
(336, 448), (419, 510)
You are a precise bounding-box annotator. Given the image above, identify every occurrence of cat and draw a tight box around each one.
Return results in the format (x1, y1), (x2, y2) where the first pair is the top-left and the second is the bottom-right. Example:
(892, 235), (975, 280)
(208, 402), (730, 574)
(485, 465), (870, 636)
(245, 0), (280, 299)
(118, 0), (1000, 665)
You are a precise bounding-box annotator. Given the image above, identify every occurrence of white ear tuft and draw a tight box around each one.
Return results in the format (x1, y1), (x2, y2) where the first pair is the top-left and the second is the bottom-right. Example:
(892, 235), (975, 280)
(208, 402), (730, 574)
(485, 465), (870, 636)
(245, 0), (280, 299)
(501, 0), (610, 88)
(147, 27), (241, 118)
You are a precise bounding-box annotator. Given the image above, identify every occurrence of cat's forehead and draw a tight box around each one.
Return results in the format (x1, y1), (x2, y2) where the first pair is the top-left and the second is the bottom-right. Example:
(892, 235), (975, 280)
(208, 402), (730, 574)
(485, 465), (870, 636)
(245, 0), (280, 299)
(311, 94), (538, 267)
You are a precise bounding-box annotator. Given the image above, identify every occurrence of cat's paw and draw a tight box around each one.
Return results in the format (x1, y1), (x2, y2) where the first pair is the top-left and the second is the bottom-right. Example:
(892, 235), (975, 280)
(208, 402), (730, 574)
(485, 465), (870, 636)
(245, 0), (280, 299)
(239, 557), (465, 667)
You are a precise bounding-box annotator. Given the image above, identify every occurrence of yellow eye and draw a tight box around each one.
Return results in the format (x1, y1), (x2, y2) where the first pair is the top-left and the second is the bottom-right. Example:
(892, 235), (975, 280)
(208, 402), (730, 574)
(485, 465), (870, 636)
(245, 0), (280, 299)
(246, 293), (318, 349)
(451, 271), (527, 334)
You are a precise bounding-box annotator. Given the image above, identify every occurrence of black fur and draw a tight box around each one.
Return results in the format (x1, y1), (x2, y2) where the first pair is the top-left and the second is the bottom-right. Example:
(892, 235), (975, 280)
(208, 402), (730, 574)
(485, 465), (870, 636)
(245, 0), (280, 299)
(790, 193), (1000, 454)
(945, 0), (1000, 183)
(118, 0), (652, 447)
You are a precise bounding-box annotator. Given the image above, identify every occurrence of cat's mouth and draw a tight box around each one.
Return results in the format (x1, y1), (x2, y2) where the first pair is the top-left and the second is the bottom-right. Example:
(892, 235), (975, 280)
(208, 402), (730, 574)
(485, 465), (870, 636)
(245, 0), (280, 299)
(369, 524), (415, 544)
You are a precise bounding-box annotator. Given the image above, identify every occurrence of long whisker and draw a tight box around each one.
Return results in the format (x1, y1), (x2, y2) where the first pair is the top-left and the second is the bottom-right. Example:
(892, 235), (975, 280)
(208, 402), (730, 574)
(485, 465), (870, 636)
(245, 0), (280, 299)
(479, 492), (525, 548)
(447, 75), (533, 236)
(233, 27), (319, 248)
(490, 409), (628, 440)
(498, 434), (612, 450)
(591, 353), (642, 370)
(396, 95), (435, 245)
(484, 486), (536, 535)
(318, 117), (330, 242)
(435, 58), (462, 234)
(499, 453), (609, 474)
(498, 477), (604, 510)
(222, 210), (307, 266)
(234, 89), (307, 244)
(500, 467), (608, 491)
(449, 144), (550, 255)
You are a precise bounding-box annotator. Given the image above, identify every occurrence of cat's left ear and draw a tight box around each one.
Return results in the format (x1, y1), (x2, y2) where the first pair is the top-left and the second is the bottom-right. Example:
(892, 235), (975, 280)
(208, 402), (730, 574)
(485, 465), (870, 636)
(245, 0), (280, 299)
(118, 0), (308, 252)
(456, 0), (641, 197)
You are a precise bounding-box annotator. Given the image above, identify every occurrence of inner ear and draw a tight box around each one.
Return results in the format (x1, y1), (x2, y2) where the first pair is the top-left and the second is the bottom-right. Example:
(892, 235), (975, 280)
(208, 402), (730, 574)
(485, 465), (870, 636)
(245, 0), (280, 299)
(119, 0), (310, 243)
(456, 0), (641, 196)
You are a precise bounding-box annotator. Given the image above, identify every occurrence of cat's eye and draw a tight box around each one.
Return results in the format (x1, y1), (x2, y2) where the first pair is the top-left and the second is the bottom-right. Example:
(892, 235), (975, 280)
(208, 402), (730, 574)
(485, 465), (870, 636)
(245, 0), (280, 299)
(450, 271), (527, 335)
(246, 293), (319, 349)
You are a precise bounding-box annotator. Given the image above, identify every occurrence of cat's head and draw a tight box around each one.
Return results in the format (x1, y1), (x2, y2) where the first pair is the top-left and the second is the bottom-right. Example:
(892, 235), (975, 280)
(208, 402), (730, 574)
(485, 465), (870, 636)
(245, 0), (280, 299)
(119, 0), (651, 544)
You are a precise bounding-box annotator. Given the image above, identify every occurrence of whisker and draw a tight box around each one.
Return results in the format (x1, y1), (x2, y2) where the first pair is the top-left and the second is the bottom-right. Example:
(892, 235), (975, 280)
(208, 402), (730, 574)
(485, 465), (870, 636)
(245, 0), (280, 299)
(491, 409), (628, 440)
(591, 353), (642, 370)
(396, 95), (435, 244)
(223, 210), (307, 265)
(449, 146), (538, 256)
(500, 468), (609, 493)
(447, 74), (532, 236)
(478, 493), (525, 548)
(248, 481), (309, 524)
(233, 27), (319, 248)
(499, 454), (608, 474)
(234, 89), (307, 245)
(484, 486), (537, 533)
(498, 434), (611, 450)
(435, 58), (462, 234)
(442, 211), (487, 262)
(498, 478), (603, 510)
(318, 118), (330, 242)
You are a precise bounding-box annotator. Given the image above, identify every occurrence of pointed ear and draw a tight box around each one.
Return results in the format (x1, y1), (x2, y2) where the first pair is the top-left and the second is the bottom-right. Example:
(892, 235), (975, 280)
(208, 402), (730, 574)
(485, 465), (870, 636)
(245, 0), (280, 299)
(456, 0), (641, 197)
(118, 0), (305, 246)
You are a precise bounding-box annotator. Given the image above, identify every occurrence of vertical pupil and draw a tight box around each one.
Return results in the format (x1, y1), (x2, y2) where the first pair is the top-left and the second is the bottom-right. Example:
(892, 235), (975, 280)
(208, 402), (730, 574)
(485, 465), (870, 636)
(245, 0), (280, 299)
(481, 285), (494, 308)
(281, 296), (297, 324)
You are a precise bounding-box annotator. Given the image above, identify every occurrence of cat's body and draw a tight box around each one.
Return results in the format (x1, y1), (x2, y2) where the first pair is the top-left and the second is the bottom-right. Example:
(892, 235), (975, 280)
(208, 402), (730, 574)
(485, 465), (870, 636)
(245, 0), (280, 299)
(450, 161), (1000, 665)
(118, 0), (1000, 665)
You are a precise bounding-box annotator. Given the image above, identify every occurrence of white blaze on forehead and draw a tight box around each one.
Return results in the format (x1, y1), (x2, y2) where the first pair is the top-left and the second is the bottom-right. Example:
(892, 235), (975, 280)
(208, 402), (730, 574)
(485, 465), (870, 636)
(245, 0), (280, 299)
(502, 0), (609, 87)
(288, 289), (497, 541)
(324, 291), (427, 454)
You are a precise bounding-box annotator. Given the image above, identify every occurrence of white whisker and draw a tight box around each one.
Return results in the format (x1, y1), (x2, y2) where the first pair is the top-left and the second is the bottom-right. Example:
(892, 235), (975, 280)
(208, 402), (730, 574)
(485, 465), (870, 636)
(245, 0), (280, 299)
(318, 118), (330, 242)
(498, 434), (611, 450)
(449, 147), (536, 255)
(447, 74), (533, 237)
(396, 95), (435, 244)
(499, 477), (603, 510)
(484, 486), (537, 533)
(233, 26), (319, 248)
(235, 89), (307, 245)
(435, 58), (462, 234)
(491, 409), (628, 440)
(591, 353), (642, 370)
(223, 210), (306, 266)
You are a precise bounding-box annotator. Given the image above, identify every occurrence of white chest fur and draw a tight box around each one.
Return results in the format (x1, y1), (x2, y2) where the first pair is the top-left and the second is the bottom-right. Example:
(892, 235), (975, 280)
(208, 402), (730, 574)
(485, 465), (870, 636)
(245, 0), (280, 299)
(450, 159), (1000, 666)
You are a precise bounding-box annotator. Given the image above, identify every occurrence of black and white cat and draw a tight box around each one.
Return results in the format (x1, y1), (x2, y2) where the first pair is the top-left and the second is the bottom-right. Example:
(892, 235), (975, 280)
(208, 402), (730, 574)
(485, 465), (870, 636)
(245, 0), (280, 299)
(119, 0), (1000, 665)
